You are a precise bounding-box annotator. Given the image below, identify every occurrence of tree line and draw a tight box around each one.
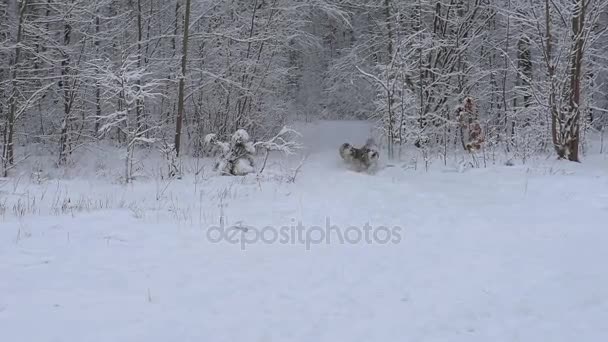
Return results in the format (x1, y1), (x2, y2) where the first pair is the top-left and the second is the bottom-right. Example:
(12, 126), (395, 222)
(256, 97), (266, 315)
(1, 0), (607, 176)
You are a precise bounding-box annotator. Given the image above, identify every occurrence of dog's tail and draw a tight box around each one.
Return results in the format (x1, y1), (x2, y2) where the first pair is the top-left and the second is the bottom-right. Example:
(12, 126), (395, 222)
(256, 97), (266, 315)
(364, 138), (377, 149)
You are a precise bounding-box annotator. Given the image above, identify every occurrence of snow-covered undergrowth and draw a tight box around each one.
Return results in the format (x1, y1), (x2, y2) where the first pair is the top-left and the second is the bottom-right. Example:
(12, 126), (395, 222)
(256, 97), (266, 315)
(1, 121), (608, 341)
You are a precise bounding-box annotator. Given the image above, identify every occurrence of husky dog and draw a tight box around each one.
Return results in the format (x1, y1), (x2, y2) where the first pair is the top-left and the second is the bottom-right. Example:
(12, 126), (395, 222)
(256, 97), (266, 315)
(339, 143), (355, 163)
(339, 138), (379, 172)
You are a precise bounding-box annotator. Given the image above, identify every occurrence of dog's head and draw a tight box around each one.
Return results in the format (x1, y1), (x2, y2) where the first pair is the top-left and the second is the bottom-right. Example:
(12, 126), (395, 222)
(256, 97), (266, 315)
(339, 143), (354, 160)
(368, 150), (379, 161)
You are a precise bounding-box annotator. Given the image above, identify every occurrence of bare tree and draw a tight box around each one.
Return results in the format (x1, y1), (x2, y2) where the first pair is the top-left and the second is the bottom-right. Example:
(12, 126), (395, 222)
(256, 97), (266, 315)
(174, 0), (191, 157)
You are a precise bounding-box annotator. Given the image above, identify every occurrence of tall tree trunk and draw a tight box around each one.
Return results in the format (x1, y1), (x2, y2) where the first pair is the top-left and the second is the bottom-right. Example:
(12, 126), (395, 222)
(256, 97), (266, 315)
(3, 0), (27, 172)
(546, 0), (561, 158)
(58, 12), (74, 166)
(384, 0), (394, 159)
(94, 13), (101, 134)
(502, 0), (511, 150)
(136, 0), (144, 133)
(565, 0), (587, 162)
(174, 0), (191, 156)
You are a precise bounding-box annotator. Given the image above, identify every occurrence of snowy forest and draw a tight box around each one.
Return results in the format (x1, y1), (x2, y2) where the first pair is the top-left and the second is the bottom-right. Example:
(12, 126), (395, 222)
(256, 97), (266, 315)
(3, 1), (608, 341)
(1, 0), (608, 177)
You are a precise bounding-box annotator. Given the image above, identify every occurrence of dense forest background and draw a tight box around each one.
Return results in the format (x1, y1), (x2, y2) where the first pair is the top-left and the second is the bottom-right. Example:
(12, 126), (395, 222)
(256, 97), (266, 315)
(1, 0), (607, 176)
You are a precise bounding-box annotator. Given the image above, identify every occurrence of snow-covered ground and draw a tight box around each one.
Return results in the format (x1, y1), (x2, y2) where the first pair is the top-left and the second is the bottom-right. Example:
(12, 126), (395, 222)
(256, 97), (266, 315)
(2, 121), (608, 341)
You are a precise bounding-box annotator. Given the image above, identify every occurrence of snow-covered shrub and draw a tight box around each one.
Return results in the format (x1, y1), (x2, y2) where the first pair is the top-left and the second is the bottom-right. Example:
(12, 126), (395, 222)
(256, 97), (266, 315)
(159, 140), (180, 179)
(253, 126), (302, 172)
(204, 129), (256, 176)
(202, 133), (229, 157)
(92, 55), (163, 183)
(204, 127), (301, 176)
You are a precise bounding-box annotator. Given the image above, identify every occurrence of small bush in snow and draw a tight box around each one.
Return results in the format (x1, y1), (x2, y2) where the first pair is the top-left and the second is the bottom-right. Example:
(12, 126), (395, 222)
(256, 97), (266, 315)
(204, 127), (302, 176)
(159, 140), (180, 179)
(205, 130), (256, 176)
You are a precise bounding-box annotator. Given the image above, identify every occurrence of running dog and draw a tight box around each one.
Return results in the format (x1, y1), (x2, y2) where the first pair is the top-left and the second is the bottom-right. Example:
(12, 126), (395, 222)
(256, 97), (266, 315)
(339, 138), (379, 172)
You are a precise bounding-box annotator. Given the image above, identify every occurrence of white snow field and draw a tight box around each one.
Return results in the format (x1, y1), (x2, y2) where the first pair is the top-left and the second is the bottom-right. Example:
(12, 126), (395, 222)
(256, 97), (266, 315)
(2, 121), (608, 342)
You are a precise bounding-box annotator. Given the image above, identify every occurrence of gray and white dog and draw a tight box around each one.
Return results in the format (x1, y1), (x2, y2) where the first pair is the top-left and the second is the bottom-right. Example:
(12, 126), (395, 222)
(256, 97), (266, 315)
(339, 138), (379, 172)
